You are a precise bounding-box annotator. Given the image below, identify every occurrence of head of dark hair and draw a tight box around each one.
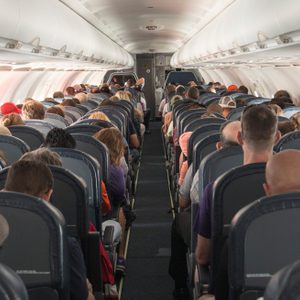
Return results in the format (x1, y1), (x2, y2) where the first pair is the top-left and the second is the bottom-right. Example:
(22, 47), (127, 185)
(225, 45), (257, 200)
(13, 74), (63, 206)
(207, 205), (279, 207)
(187, 86), (199, 100)
(238, 85), (248, 94)
(270, 97), (293, 109)
(241, 105), (278, 151)
(44, 128), (76, 148)
(61, 99), (76, 107)
(175, 85), (186, 97)
(66, 86), (75, 96)
(46, 106), (65, 118)
(53, 91), (64, 99)
(99, 99), (115, 107)
(278, 120), (295, 136)
(5, 160), (53, 197)
(274, 90), (291, 99)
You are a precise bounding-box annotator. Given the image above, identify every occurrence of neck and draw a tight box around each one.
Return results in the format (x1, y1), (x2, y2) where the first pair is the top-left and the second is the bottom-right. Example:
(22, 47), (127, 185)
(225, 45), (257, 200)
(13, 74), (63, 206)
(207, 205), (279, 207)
(243, 146), (273, 165)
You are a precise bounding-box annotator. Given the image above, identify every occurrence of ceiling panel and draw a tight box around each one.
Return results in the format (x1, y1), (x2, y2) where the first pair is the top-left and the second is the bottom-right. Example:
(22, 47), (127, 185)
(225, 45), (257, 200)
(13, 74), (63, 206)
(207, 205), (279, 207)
(61, 0), (235, 53)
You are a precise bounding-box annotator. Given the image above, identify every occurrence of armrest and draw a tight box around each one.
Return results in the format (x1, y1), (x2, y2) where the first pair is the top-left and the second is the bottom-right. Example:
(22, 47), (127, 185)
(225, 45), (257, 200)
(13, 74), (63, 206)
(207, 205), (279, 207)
(194, 263), (210, 296)
(102, 225), (114, 246)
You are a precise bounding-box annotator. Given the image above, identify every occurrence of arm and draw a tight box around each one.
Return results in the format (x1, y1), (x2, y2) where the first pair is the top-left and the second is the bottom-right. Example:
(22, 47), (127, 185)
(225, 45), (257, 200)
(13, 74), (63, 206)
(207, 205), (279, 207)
(195, 234), (211, 266)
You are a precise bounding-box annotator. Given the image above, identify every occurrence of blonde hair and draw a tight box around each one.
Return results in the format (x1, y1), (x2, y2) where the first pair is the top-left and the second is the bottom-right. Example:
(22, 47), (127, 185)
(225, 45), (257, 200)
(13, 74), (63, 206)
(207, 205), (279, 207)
(22, 100), (45, 120)
(115, 91), (131, 101)
(0, 113), (25, 127)
(93, 128), (124, 166)
(89, 111), (111, 122)
(0, 125), (11, 136)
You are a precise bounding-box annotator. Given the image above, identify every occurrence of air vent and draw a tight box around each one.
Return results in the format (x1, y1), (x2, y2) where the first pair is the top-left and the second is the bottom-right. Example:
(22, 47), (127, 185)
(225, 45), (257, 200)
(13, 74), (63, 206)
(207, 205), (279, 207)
(145, 25), (157, 31)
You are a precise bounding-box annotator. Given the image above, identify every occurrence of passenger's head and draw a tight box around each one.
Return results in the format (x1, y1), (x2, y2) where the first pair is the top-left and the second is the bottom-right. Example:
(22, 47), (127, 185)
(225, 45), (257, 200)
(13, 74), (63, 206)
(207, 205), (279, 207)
(267, 103), (283, 116)
(115, 91), (131, 101)
(238, 85), (248, 94)
(187, 86), (199, 100)
(75, 92), (88, 103)
(175, 85), (186, 97)
(274, 90), (291, 99)
(0, 113), (24, 127)
(278, 120), (295, 136)
(170, 95), (183, 108)
(93, 128), (124, 166)
(53, 91), (64, 99)
(239, 105), (280, 153)
(207, 103), (223, 115)
(0, 214), (9, 247)
(20, 148), (62, 166)
(22, 100), (45, 120)
(66, 86), (75, 96)
(264, 150), (300, 196)
(99, 84), (110, 93)
(46, 106), (65, 118)
(61, 99), (76, 107)
(44, 128), (76, 148)
(217, 120), (241, 150)
(0, 102), (21, 115)
(88, 111), (111, 122)
(218, 96), (236, 117)
(5, 160), (53, 200)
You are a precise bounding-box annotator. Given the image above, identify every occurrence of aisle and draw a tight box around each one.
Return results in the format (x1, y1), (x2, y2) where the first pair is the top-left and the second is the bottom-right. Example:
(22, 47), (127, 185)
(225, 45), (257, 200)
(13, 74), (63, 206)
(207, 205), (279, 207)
(121, 122), (174, 300)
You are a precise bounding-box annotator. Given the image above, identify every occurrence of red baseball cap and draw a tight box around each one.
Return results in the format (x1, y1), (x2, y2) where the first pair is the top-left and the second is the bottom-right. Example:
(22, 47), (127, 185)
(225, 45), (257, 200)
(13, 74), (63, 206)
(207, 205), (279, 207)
(227, 84), (238, 92)
(0, 102), (22, 115)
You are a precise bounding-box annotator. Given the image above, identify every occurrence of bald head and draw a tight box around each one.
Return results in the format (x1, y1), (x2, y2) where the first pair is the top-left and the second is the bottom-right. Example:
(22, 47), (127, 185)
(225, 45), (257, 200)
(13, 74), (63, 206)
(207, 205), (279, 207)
(264, 150), (300, 196)
(219, 120), (241, 149)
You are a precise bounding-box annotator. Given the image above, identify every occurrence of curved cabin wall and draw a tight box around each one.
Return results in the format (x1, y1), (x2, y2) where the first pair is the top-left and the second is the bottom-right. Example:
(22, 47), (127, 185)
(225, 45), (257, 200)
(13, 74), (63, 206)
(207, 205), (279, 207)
(0, 71), (106, 104)
(0, 0), (133, 69)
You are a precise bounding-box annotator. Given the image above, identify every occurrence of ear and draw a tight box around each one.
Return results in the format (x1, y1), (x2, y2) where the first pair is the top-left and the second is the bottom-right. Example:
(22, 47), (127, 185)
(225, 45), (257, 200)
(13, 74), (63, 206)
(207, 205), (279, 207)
(216, 141), (222, 150)
(274, 130), (281, 145)
(42, 189), (53, 202)
(263, 183), (272, 196)
(237, 131), (243, 146)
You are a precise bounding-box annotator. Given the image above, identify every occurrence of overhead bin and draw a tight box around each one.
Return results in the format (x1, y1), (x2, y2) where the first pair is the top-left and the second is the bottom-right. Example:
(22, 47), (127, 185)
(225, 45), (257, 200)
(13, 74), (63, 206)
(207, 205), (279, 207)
(0, 0), (134, 69)
(171, 0), (300, 67)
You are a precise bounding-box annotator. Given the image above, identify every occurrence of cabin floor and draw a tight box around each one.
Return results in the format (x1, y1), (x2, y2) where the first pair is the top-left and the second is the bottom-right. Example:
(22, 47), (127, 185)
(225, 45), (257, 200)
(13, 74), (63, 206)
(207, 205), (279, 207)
(121, 122), (174, 300)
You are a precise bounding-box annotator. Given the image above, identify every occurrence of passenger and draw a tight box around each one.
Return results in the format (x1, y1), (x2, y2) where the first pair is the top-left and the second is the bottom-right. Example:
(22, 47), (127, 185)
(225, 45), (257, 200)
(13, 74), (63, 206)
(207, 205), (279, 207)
(115, 90), (131, 101)
(88, 111), (111, 122)
(169, 121), (241, 300)
(93, 128), (129, 276)
(195, 106), (280, 300)
(20, 147), (62, 165)
(218, 96), (236, 118)
(186, 86), (199, 100)
(4, 160), (95, 300)
(267, 103), (283, 116)
(264, 149), (300, 195)
(66, 86), (76, 97)
(206, 103), (223, 116)
(224, 84), (238, 95)
(290, 112), (300, 130)
(46, 106), (65, 118)
(0, 113), (25, 126)
(178, 132), (192, 186)
(176, 85), (186, 97)
(75, 92), (88, 103)
(53, 91), (64, 99)
(61, 99), (77, 107)
(0, 102), (22, 115)
(44, 128), (76, 148)
(43, 97), (59, 105)
(195, 105), (280, 264)
(274, 89), (291, 99)
(22, 100), (45, 120)
(237, 85), (248, 94)
(158, 84), (176, 117)
(278, 120), (295, 136)
(270, 97), (293, 109)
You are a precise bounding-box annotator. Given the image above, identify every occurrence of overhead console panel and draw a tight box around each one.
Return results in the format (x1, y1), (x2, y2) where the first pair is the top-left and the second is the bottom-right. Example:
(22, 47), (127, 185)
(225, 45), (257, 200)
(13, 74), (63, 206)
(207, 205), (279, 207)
(0, 0), (134, 70)
(171, 0), (300, 68)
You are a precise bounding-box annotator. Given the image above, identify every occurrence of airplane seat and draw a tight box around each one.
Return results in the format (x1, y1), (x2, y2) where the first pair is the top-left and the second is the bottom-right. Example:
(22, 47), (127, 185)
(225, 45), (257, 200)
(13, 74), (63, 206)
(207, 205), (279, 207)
(24, 120), (55, 137)
(179, 109), (206, 135)
(191, 146), (244, 250)
(0, 192), (69, 300)
(51, 148), (102, 231)
(8, 125), (45, 150)
(72, 118), (114, 129)
(229, 192), (300, 300)
(264, 259), (300, 300)
(277, 116), (289, 122)
(76, 104), (89, 115)
(274, 131), (300, 152)
(201, 96), (221, 107)
(226, 106), (245, 121)
(79, 101), (98, 111)
(65, 124), (102, 136)
(187, 124), (222, 166)
(0, 135), (30, 164)
(64, 111), (77, 124)
(192, 133), (220, 176)
(282, 106), (300, 119)
(44, 113), (68, 128)
(196, 163), (266, 296)
(63, 107), (83, 120)
(0, 262), (29, 300)
(247, 98), (271, 106)
(71, 133), (110, 186)
(184, 117), (225, 133)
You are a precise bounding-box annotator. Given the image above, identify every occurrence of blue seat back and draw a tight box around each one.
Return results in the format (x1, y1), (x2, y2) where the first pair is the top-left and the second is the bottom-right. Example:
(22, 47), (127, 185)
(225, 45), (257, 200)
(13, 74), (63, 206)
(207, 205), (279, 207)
(65, 124), (101, 136)
(274, 131), (300, 152)
(24, 120), (55, 137)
